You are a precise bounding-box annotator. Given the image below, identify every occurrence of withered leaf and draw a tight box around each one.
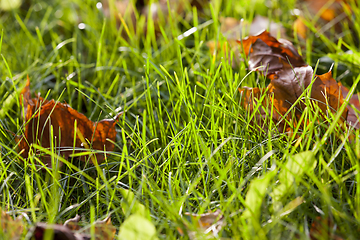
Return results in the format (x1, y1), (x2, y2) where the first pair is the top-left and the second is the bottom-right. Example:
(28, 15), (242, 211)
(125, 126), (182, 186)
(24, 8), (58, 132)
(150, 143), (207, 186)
(240, 65), (315, 132)
(33, 223), (78, 240)
(101, 0), (207, 38)
(178, 209), (225, 240)
(18, 78), (121, 168)
(294, 0), (352, 39)
(63, 215), (81, 231)
(339, 85), (360, 129)
(207, 16), (286, 68)
(0, 209), (24, 240)
(238, 30), (306, 74)
(92, 215), (116, 240)
(239, 31), (357, 133)
(309, 216), (344, 240)
(31, 215), (116, 240)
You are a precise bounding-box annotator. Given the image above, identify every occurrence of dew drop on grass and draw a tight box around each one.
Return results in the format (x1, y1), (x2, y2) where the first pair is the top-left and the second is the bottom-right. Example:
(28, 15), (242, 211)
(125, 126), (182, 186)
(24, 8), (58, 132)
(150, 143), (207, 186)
(96, 2), (102, 9)
(78, 23), (86, 30)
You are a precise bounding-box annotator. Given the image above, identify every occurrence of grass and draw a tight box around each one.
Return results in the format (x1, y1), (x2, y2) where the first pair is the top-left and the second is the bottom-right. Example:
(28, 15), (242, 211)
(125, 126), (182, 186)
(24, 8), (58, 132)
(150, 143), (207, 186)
(1, 0), (360, 239)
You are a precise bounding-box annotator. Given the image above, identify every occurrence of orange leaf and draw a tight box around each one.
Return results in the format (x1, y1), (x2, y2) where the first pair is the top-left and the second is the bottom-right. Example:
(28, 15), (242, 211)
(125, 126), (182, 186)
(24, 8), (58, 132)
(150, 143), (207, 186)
(238, 30), (306, 74)
(178, 209), (225, 240)
(339, 85), (360, 129)
(239, 31), (357, 134)
(93, 215), (117, 240)
(17, 78), (121, 168)
(309, 216), (344, 240)
(0, 209), (24, 240)
(294, 0), (352, 39)
(32, 214), (116, 240)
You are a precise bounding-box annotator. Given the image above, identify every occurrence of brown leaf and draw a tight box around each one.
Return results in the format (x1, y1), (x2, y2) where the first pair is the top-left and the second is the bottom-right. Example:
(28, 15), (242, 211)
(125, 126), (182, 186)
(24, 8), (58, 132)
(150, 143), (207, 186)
(64, 215), (81, 231)
(240, 65), (315, 132)
(31, 215), (116, 240)
(239, 31), (356, 134)
(249, 15), (286, 38)
(294, 0), (352, 39)
(33, 223), (78, 240)
(207, 16), (286, 67)
(0, 209), (24, 240)
(238, 30), (306, 74)
(309, 216), (344, 240)
(17, 78), (121, 168)
(339, 85), (360, 129)
(219, 15), (286, 41)
(93, 215), (116, 240)
(301, 0), (349, 22)
(101, 0), (208, 38)
(178, 209), (225, 240)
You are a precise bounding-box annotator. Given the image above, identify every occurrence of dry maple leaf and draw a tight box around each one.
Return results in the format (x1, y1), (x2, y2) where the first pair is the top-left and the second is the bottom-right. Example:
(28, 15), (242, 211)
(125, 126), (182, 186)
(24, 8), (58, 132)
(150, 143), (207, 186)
(63, 215), (81, 231)
(238, 30), (306, 74)
(294, 0), (352, 39)
(238, 31), (357, 133)
(17, 78), (121, 168)
(207, 16), (287, 68)
(240, 65), (316, 132)
(309, 216), (344, 240)
(101, 0), (207, 38)
(31, 214), (116, 240)
(177, 209), (225, 240)
(92, 215), (117, 240)
(0, 209), (24, 240)
(339, 85), (360, 129)
(33, 223), (78, 240)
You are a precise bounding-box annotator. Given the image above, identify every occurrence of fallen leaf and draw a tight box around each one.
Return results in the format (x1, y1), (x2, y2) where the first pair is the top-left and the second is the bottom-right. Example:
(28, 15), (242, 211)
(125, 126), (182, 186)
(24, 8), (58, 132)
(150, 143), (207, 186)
(31, 214), (116, 240)
(293, 17), (308, 39)
(0, 209), (24, 240)
(219, 15), (286, 41)
(207, 15), (286, 67)
(92, 215), (117, 240)
(238, 30), (306, 74)
(238, 31), (357, 133)
(178, 209), (225, 240)
(301, 0), (348, 22)
(63, 215), (81, 231)
(17, 78), (121, 168)
(339, 85), (360, 129)
(32, 223), (78, 240)
(101, 0), (207, 38)
(309, 216), (344, 240)
(294, 0), (351, 39)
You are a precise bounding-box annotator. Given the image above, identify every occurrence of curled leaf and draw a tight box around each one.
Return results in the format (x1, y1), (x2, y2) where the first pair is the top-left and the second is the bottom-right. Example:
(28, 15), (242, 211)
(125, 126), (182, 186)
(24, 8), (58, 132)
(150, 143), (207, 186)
(0, 209), (24, 240)
(32, 223), (77, 240)
(239, 31), (357, 133)
(17, 78), (121, 168)
(294, 0), (352, 39)
(238, 30), (306, 74)
(93, 215), (116, 240)
(309, 216), (344, 240)
(63, 214), (81, 231)
(31, 214), (116, 240)
(178, 209), (225, 240)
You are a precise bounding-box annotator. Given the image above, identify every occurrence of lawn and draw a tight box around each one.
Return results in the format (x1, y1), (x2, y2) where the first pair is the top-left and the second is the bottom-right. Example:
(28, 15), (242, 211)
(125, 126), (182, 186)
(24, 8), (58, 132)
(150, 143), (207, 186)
(1, 0), (360, 239)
